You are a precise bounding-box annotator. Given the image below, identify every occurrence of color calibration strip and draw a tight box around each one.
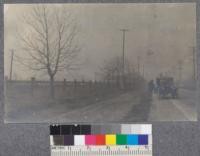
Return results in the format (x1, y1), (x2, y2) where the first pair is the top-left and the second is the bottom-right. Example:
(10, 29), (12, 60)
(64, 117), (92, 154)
(50, 134), (149, 146)
(50, 124), (152, 156)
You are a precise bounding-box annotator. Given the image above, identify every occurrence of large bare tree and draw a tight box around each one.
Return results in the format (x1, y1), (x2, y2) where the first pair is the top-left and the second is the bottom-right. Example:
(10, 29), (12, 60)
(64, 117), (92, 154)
(17, 5), (80, 98)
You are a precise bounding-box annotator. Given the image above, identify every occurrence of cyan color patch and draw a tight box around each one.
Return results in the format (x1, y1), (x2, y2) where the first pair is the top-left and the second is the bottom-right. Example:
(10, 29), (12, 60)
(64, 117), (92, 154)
(127, 135), (138, 145)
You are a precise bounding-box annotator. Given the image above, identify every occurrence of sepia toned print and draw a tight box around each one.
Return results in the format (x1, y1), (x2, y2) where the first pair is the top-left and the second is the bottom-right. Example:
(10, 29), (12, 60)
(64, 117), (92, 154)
(4, 3), (197, 123)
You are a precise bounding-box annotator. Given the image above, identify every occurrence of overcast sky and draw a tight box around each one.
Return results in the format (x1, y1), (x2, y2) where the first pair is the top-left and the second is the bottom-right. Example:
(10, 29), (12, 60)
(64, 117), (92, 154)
(4, 3), (196, 81)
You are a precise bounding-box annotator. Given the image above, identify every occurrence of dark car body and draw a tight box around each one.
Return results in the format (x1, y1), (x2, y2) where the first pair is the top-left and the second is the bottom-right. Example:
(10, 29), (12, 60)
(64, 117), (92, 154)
(157, 77), (178, 98)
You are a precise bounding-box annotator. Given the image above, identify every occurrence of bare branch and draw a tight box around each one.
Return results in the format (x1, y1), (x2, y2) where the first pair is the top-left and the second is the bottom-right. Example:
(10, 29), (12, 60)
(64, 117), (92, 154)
(17, 4), (81, 80)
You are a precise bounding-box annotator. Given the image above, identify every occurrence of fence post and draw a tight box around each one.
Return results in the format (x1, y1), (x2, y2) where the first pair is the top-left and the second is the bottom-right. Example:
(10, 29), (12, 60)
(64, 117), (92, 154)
(82, 79), (85, 89)
(73, 79), (77, 98)
(89, 80), (92, 92)
(106, 79), (110, 88)
(31, 77), (35, 97)
(63, 78), (66, 91)
(4, 76), (8, 94)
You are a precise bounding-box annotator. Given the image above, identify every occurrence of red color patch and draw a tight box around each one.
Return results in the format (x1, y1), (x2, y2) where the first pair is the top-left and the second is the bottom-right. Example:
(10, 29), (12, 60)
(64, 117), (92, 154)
(96, 135), (105, 145)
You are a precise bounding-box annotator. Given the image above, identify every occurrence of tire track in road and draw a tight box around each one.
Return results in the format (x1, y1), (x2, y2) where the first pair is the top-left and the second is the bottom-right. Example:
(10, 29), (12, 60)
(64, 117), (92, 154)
(53, 92), (141, 123)
(148, 94), (190, 121)
(171, 99), (197, 121)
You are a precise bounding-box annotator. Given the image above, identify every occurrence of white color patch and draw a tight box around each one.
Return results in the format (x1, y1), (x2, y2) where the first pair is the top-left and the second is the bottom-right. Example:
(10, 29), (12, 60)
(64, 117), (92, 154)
(141, 124), (152, 134)
(121, 124), (131, 134)
(50, 135), (54, 146)
(130, 124), (141, 134)
(74, 135), (85, 145)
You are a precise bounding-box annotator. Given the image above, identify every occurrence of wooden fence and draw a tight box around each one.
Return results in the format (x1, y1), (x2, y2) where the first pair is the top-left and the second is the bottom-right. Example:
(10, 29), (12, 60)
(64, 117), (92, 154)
(5, 77), (144, 100)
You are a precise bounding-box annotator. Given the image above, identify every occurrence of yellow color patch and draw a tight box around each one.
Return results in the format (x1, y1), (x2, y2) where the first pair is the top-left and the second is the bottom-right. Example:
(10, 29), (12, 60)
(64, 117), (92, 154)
(106, 134), (116, 145)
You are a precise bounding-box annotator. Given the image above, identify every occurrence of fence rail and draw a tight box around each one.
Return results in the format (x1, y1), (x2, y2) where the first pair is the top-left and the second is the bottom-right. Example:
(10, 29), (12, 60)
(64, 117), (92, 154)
(5, 78), (144, 100)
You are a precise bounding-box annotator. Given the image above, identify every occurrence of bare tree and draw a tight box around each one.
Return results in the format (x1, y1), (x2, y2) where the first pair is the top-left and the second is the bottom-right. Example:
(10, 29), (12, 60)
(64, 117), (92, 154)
(100, 56), (136, 89)
(101, 56), (122, 82)
(16, 5), (80, 98)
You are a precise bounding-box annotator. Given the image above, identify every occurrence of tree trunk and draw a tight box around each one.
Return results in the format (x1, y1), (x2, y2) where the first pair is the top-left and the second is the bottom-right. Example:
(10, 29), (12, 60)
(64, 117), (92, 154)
(50, 75), (55, 99)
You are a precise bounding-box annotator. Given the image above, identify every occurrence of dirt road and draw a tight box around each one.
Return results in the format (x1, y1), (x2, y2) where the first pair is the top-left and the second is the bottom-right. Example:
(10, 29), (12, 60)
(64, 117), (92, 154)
(5, 91), (150, 123)
(53, 91), (150, 123)
(148, 89), (197, 121)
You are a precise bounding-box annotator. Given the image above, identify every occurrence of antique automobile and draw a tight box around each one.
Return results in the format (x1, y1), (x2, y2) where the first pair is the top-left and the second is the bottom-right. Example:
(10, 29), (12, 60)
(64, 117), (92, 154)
(157, 77), (178, 99)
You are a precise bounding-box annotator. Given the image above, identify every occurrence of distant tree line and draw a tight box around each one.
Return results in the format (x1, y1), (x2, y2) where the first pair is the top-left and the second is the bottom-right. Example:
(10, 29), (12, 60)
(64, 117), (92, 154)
(99, 56), (145, 90)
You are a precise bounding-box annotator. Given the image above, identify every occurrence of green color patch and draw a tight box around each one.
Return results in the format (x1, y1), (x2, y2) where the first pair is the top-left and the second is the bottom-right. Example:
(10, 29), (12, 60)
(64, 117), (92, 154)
(116, 135), (127, 145)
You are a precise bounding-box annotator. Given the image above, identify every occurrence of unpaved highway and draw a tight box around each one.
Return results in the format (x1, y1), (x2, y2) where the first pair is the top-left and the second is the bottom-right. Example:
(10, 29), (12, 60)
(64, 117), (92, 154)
(148, 88), (197, 121)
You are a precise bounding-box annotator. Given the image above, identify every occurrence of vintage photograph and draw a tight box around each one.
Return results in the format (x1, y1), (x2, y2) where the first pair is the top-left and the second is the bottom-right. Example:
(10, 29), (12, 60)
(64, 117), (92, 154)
(4, 3), (197, 123)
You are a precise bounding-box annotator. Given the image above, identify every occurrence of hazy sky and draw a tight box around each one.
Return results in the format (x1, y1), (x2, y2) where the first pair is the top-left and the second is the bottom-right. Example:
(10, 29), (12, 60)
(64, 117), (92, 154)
(4, 3), (196, 81)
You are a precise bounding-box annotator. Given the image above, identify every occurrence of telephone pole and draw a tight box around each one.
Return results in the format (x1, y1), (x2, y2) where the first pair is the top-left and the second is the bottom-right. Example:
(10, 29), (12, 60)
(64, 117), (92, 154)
(178, 60), (182, 86)
(142, 64), (144, 77)
(120, 29), (129, 89)
(9, 49), (14, 81)
(120, 29), (129, 75)
(192, 46), (196, 81)
(137, 56), (140, 74)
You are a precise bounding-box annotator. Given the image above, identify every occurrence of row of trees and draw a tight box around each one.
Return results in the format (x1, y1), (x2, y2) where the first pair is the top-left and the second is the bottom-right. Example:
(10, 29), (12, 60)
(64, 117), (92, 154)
(99, 56), (144, 90)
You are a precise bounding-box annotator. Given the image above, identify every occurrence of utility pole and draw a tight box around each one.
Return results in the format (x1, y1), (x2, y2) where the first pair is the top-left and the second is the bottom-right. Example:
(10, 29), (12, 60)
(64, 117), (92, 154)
(94, 72), (97, 82)
(120, 29), (129, 89)
(120, 29), (129, 75)
(137, 56), (140, 74)
(142, 64), (144, 77)
(178, 60), (182, 86)
(192, 46), (196, 81)
(9, 49), (14, 81)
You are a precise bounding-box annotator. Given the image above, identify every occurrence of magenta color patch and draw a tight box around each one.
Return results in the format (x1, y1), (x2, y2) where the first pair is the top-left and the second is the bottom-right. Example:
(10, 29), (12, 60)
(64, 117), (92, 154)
(85, 135), (96, 145)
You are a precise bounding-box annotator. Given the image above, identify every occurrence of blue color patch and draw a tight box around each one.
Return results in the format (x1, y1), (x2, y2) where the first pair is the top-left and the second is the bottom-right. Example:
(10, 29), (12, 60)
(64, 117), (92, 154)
(127, 135), (138, 145)
(138, 135), (148, 145)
